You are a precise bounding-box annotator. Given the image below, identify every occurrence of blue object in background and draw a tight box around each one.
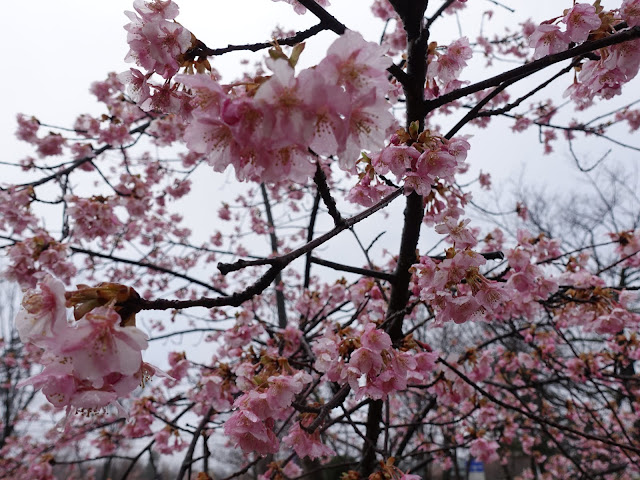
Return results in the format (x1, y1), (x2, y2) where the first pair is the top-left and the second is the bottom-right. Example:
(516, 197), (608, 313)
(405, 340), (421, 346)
(469, 459), (484, 472)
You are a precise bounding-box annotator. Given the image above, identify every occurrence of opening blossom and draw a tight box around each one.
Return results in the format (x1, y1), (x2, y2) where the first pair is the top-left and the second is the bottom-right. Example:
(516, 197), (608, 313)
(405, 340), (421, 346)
(124, 0), (193, 79)
(15, 276), (157, 416)
(172, 30), (395, 182)
(622, 0), (640, 27)
(529, 24), (569, 59)
(563, 3), (601, 43)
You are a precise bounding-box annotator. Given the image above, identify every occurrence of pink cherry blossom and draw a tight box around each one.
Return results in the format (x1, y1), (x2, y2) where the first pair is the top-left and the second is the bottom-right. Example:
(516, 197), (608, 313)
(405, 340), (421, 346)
(529, 24), (569, 59)
(15, 114), (40, 142)
(360, 322), (392, 352)
(0, 187), (37, 235)
(59, 306), (148, 386)
(320, 30), (392, 97)
(224, 409), (279, 454)
(282, 420), (335, 459)
(434, 217), (478, 248)
(124, 2), (192, 79)
(35, 133), (66, 157)
(622, 0), (640, 27)
(6, 1), (640, 476)
(65, 196), (122, 240)
(5, 235), (77, 288)
(348, 346), (383, 377)
(371, 0), (395, 20)
(265, 371), (311, 410)
(427, 37), (473, 86)
(14, 278), (157, 415)
(132, 0), (180, 21)
(15, 275), (68, 347)
(562, 4), (601, 43)
(469, 437), (500, 463)
(154, 427), (188, 454)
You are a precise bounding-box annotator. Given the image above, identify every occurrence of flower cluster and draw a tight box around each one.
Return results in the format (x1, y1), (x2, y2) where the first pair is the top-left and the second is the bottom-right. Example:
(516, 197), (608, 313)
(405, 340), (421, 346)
(16, 114), (67, 158)
(349, 127), (470, 206)
(412, 248), (505, 325)
(610, 229), (640, 267)
(622, 0), (640, 26)
(282, 414), (336, 460)
(5, 234), (77, 288)
(124, 0), (193, 79)
(224, 360), (312, 455)
(570, 37), (640, 106)
(426, 37), (473, 98)
(313, 322), (437, 400)
(122, 27), (395, 183)
(65, 196), (122, 241)
(6, 0), (640, 477)
(528, 3), (601, 60)
(15, 276), (155, 415)
(529, 2), (640, 107)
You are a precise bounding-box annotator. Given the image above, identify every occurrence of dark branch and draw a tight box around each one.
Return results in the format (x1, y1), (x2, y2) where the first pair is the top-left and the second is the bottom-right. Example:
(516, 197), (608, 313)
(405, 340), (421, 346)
(133, 188), (403, 311)
(310, 256), (396, 282)
(425, 26), (640, 115)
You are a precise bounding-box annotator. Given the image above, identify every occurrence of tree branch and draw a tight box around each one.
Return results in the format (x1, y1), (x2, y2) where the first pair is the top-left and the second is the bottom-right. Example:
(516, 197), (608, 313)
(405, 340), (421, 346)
(133, 188), (403, 311)
(425, 26), (640, 115)
(260, 184), (288, 328)
(310, 256), (395, 282)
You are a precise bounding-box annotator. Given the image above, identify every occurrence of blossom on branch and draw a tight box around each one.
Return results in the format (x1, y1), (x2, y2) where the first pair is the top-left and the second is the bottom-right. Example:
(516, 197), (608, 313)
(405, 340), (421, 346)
(15, 277), (157, 415)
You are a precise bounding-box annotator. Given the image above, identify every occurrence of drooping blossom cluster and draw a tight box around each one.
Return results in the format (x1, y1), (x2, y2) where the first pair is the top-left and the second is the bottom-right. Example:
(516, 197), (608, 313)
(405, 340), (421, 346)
(174, 31), (395, 182)
(5, 234), (77, 288)
(281, 414), (336, 460)
(528, 3), (602, 59)
(528, 2), (640, 108)
(313, 321), (438, 401)
(121, 14), (397, 183)
(124, 0), (193, 79)
(500, 230), (560, 315)
(15, 276), (156, 415)
(412, 248), (503, 325)
(566, 34), (640, 107)
(224, 359), (314, 455)
(349, 125), (470, 207)
(426, 37), (473, 98)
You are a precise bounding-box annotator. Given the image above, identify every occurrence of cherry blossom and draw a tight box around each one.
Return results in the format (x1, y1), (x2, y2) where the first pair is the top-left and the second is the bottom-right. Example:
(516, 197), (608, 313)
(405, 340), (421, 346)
(563, 3), (601, 43)
(622, 0), (640, 27)
(529, 24), (569, 59)
(4, 1), (640, 478)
